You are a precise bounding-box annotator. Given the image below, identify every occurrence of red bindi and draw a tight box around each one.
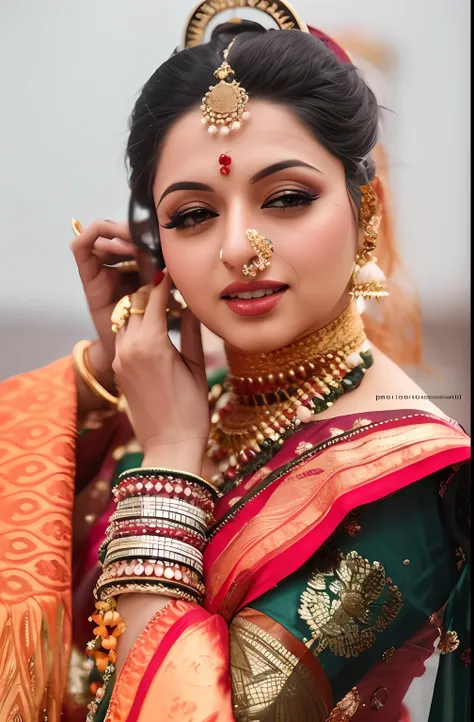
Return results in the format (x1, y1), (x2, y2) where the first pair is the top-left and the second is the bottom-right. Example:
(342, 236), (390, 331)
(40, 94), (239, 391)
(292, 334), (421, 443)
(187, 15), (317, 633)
(219, 154), (232, 175)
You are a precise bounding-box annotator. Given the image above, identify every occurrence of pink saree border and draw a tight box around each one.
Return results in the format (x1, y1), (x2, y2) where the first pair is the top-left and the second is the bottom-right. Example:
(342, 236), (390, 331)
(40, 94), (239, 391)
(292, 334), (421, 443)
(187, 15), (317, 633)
(237, 444), (470, 611)
(204, 414), (469, 614)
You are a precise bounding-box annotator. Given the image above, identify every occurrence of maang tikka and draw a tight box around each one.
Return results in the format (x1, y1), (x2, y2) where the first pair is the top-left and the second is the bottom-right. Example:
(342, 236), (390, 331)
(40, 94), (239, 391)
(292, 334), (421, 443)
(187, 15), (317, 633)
(201, 39), (251, 136)
(350, 184), (389, 301)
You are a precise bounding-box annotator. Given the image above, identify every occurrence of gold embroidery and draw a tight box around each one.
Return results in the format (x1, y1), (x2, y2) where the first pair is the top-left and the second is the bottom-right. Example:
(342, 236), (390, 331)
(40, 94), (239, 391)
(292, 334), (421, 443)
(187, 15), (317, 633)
(329, 427), (345, 438)
(351, 418), (372, 429)
(327, 688), (360, 720)
(370, 687), (388, 710)
(438, 630), (460, 654)
(381, 646), (396, 662)
(296, 441), (314, 456)
(7, 706), (23, 722)
(229, 616), (329, 721)
(341, 511), (361, 537)
(299, 551), (403, 658)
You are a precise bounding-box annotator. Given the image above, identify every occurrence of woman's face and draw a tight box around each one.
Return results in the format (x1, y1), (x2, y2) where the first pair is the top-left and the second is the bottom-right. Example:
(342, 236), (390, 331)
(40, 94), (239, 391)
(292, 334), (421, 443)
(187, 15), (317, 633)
(153, 100), (360, 353)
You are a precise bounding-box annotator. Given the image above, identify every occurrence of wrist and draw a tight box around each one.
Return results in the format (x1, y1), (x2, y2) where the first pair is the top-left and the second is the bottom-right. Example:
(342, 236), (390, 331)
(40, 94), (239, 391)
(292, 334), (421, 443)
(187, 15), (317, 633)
(142, 440), (206, 477)
(87, 341), (116, 394)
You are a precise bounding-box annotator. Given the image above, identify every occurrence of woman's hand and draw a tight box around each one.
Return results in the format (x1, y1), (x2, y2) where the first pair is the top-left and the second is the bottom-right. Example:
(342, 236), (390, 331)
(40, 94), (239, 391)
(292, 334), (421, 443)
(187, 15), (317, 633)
(70, 220), (140, 396)
(113, 273), (210, 476)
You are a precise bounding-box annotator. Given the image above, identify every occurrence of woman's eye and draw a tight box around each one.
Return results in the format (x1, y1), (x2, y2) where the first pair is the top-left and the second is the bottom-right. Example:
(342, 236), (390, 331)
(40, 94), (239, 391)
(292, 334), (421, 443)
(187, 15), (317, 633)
(263, 191), (319, 210)
(162, 208), (218, 230)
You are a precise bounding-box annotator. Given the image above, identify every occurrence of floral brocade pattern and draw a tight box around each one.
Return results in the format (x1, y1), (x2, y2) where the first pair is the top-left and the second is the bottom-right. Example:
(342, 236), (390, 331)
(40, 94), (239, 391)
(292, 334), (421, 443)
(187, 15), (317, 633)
(298, 551), (403, 658)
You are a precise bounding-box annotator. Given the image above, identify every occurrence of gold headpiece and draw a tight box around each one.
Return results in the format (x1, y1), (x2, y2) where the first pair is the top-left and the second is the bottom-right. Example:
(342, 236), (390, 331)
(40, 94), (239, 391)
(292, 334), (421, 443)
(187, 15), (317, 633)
(182, 0), (308, 49)
(201, 40), (250, 137)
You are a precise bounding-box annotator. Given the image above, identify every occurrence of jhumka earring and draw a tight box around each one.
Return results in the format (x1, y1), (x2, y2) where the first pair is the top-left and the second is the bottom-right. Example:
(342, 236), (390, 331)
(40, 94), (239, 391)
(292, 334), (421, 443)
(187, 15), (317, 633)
(350, 184), (389, 301)
(201, 39), (251, 137)
(242, 229), (273, 278)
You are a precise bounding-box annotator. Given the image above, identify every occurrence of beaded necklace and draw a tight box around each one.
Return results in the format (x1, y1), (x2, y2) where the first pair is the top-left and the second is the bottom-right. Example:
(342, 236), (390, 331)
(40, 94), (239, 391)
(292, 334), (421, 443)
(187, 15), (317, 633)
(207, 304), (373, 491)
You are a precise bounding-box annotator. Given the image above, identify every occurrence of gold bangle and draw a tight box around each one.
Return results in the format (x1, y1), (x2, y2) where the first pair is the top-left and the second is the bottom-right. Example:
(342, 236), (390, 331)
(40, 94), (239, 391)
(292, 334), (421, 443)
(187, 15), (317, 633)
(73, 340), (123, 408)
(95, 580), (201, 603)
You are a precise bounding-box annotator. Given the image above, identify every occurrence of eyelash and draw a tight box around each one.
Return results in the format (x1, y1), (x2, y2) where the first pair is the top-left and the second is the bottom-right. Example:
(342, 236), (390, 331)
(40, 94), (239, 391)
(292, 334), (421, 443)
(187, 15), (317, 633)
(162, 191), (319, 230)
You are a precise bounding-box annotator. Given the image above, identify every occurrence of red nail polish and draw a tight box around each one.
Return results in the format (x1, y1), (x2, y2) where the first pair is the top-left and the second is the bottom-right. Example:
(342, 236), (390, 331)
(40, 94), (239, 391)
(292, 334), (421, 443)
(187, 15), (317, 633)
(154, 269), (165, 286)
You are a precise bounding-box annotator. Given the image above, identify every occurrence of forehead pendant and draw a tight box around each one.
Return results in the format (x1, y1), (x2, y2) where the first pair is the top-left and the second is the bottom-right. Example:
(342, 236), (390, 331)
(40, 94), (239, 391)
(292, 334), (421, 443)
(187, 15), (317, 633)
(201, 39), (251, 137)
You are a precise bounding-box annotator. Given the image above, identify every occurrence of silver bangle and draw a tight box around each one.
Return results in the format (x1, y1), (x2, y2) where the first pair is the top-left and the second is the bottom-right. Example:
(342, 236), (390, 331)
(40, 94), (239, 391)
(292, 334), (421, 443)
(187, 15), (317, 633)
(108, 510), (207, 535)
(105, 535), (203, 562)
(115, 497), (208, 524)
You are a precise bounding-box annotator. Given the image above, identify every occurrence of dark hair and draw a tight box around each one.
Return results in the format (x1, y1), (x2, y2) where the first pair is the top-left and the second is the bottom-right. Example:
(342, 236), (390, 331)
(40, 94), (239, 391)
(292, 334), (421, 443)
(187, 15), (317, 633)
(126, 21), (379, 264)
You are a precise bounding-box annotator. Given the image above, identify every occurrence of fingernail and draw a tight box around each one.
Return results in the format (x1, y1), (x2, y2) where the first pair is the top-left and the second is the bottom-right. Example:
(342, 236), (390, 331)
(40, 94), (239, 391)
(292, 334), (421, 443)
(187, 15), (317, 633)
(154, 269), (165, 286)
(71, 218), (83, 237)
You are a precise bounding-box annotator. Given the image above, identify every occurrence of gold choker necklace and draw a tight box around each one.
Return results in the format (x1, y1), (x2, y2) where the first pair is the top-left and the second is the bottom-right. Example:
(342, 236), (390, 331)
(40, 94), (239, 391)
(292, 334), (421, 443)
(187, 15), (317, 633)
(207, 304), (373, 490)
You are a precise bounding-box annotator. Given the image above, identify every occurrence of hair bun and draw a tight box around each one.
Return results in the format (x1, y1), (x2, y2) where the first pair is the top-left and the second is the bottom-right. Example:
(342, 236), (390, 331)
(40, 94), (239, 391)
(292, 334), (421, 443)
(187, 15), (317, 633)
(210, 19), (267, 44)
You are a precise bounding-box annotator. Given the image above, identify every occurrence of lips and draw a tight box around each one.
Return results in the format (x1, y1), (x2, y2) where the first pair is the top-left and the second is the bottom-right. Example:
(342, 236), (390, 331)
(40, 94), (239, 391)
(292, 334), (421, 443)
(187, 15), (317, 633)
(221, 281), (289, 317)
(220, 280), (288, 299)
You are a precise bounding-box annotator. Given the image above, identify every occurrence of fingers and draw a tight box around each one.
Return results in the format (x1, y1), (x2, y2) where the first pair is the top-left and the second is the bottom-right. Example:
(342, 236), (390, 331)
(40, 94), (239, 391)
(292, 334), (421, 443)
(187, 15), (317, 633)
(180, 308), (205, 377)
(114, 275), (170, 354)
(70, 220), (136, 285)
(139, 272), (172, 338)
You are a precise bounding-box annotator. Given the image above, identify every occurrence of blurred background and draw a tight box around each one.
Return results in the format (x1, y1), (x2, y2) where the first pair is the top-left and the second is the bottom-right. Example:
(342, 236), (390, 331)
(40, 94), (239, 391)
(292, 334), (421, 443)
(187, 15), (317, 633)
(0, 0), (470, 430)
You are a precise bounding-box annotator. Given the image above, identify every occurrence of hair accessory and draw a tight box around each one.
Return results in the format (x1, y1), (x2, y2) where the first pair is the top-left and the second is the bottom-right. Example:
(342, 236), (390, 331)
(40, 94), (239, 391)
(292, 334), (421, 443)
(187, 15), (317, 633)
(115, 260), (140, 273)
(242, 229), (273, 278)
(350, 184), (389, 301)
(219, 153), (232, 175)
(183, 1), (308, 48)
(201, 39), (250, 137)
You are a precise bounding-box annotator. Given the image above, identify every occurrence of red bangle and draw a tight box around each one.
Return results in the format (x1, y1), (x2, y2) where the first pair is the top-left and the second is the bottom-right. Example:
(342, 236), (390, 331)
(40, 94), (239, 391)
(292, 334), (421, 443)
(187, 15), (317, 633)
(105, 523), (206, 551)
(113, 475), (214, 513)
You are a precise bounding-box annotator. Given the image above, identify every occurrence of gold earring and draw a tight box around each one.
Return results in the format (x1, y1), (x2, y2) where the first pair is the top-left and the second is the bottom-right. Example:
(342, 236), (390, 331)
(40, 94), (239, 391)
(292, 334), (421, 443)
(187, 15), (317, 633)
(350, 184), (389, 301)
(166, 289), (188, 320)
(242, 229), (273, 278)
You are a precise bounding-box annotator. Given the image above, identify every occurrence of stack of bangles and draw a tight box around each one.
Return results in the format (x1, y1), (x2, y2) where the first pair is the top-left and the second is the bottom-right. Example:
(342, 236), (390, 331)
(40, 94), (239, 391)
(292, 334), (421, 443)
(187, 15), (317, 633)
(94, 467), (218, 604)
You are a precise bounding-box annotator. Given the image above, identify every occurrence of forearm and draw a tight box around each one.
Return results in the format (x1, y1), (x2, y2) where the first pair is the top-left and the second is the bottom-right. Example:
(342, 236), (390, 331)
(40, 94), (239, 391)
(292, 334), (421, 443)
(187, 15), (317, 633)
(116, 593), (170, 671)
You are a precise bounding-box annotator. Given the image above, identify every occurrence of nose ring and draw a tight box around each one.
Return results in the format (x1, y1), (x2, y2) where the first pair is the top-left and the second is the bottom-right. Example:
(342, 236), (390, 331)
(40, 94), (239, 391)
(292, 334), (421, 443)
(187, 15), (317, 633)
(242, 229), (273, 278)
(219, 248), (224, 263)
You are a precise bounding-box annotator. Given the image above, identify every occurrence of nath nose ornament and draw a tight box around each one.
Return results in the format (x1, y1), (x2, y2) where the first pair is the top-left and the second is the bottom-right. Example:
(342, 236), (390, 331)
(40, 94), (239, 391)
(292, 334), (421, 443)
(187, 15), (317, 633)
(242, 229), (273, 278)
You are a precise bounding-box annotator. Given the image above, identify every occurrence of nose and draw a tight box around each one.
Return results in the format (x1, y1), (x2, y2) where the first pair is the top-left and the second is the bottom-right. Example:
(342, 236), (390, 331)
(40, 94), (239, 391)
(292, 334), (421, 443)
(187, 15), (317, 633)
(219, 201), (257, 272)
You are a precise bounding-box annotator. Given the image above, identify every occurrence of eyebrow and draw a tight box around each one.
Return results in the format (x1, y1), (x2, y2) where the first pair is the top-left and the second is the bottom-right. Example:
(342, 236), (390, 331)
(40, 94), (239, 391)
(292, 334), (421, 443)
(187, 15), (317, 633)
(250, 159), (324, 183)
(157, 160), (323, 207)
(157, 181), (214, 206)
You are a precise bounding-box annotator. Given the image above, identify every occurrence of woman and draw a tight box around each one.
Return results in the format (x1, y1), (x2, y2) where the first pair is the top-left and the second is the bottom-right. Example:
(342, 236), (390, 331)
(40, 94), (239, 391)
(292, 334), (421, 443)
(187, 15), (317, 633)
(0, 3), (470, 721)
